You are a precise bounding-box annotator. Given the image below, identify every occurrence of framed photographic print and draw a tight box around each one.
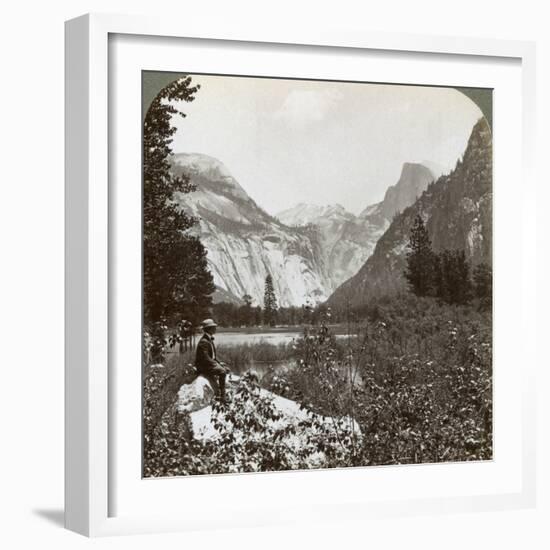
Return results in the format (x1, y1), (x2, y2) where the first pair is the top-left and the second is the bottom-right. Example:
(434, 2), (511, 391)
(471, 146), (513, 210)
(65, 13), (537, 536)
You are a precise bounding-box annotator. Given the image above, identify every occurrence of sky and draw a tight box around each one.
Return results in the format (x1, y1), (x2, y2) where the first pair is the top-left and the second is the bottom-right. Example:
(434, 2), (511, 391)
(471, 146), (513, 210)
(170, 74), (483, 216)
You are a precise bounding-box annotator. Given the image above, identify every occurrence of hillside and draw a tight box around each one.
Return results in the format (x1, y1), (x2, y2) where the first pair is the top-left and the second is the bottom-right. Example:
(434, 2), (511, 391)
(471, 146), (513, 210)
(276, 202), (384, 291)
(276, 162), (435, 295)
(170, 153), (329, 307)
(169, 153), (440, 308)
(327, 118), (492, 309)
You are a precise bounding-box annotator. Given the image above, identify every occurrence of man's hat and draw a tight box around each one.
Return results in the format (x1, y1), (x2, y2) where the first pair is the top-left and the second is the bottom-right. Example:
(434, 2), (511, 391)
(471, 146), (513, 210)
(201, 318), (218, 329)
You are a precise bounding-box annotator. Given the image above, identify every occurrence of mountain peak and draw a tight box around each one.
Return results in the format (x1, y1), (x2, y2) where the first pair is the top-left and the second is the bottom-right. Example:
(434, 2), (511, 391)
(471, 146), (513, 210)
(168, 153), (393, 307)
(170, 152), (250, 202)
(171, 152), (230, 175)
(276, 203), (353, 227)
(328, 119), (492, 309)
(399, 161), (434, 180)
(325, 203), (348, 215)
(358, 161), (434, 221)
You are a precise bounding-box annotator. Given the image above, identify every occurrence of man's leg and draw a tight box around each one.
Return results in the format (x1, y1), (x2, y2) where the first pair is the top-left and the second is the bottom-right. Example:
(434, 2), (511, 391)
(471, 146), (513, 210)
(210, 364), (227, 400)
(217, 370), (226, 400)
(199, 365), (227, 400)
(201, 372), (219, 396)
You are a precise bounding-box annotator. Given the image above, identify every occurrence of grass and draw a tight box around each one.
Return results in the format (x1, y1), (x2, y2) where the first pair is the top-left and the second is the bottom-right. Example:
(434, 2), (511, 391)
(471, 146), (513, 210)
(143, 293), (493, 475)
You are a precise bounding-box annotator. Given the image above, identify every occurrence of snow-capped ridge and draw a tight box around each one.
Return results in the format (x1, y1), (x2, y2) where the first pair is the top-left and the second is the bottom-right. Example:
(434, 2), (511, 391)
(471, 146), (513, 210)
(276, 202), (354, 227)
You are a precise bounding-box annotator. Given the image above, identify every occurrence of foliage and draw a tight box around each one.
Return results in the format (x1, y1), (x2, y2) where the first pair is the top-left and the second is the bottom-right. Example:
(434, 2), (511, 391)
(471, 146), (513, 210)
(143, 76), (215, 325)
(144, 294), (492, 475)
(143, 352), (198, 477)
(328, 118), (492, 311)
(162, 234), (214, 323)
(268, 295), (492, 466)
(404, 214), (435, 296)
(211, 301), (261, 327)
(200, 374), (305, 473)
(434, 249), (473, 305)
(404, 215), (478, 306)
(211, 301), (323, 328)
(144, 371), (358, 476)
(263, 274), (278, 326)
(143, 321), (169, 365)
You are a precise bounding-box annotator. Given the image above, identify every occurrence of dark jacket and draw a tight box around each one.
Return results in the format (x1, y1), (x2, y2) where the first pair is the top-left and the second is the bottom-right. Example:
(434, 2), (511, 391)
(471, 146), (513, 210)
(195, 333), (219, 373)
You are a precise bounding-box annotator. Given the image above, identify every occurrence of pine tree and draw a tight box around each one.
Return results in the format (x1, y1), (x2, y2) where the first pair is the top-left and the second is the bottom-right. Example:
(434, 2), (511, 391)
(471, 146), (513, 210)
(263, 274), (278, 327)
(166, 235), (215, 324)
(404, 214), (435, 296)
(435, 250), (452, 303)
(435, 249), (472, 305)
(432, 252), (443, 299)
(143, 76), (214, 324)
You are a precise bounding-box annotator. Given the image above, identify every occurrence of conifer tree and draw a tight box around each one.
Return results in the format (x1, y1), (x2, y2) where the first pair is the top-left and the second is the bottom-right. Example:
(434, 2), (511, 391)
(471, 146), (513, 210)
(404, 214), (435, 296)
(263, 274), (278, 327)
(435, 249), (472, 305)
(143, 76), (214, 324)
(432, 252), (443, 299)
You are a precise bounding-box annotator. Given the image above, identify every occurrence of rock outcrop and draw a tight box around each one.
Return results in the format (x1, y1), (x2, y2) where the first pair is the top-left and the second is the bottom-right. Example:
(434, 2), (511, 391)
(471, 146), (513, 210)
(276, 164), (435, 295)
(171, 153), (436, 307)
(276, 203), (386, 293)
(177, 375), (216, 413)
(170, 153), (329, 307)
(328, 118), (492, 308)
(358, 162), (435, 222)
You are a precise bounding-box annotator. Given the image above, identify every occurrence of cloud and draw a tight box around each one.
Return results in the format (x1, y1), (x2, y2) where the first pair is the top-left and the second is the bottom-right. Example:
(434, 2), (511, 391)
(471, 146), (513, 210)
(272, 89), (342, 128)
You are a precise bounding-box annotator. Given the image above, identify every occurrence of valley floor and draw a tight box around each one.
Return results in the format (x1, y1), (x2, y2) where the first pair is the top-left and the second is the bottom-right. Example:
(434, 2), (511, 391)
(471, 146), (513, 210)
(143, 294), (492, 477)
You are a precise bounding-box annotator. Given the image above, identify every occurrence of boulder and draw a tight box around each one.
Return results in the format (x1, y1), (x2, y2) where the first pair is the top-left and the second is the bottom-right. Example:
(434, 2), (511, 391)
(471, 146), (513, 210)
(189, 387), (312, 440)
(176, 375), (216, 413)
(177, 373), (361, 469)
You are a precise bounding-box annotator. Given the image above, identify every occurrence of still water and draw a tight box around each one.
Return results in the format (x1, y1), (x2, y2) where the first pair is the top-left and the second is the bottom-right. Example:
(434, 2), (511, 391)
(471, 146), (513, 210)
(214, 330), (301, 347)
(214, 329), (350, 347)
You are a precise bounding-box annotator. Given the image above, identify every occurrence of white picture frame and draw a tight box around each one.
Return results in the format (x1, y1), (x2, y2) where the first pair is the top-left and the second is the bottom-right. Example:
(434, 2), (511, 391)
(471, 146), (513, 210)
(65, 13), (537, 537)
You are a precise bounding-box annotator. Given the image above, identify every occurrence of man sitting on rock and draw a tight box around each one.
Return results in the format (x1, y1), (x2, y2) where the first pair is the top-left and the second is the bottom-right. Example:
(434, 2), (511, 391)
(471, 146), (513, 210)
(195, 319), (231, 403)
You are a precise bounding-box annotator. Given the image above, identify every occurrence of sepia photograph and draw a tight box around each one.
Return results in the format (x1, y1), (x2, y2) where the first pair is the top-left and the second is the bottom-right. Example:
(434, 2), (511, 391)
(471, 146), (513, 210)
(142, 72), (493, 478)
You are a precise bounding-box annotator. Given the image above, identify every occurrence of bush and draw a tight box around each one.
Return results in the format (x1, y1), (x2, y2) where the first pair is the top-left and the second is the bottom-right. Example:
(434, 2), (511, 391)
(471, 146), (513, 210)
(266, 295), (492, 466)
(144, 294), (492, 475)
(143, 351), (197, 477)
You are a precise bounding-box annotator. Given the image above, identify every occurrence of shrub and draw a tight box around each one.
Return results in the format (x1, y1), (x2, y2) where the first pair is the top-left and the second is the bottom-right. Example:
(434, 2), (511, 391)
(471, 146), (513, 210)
(144, 294), (492, 475)
(196, 373), (359, 473)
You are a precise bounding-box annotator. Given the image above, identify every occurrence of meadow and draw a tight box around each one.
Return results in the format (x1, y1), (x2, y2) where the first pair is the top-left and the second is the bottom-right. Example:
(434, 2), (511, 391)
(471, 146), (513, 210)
(143, 293), (492, 476)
